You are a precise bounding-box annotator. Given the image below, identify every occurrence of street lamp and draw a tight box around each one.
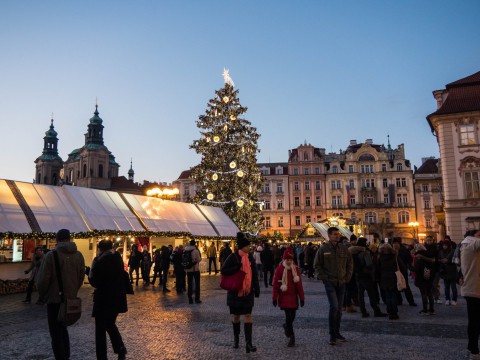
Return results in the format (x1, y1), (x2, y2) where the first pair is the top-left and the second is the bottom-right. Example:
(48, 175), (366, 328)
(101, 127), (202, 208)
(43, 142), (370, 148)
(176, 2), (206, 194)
(408, 221), (419, 240)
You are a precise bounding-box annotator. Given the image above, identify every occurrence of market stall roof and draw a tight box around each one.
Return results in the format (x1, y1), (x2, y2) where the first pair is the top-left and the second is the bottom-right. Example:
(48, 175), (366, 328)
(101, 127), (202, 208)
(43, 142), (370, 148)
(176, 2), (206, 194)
(63, 186), (144, 231)
(0, 180), (31, 233)
(122, 193), (238, 236)
(15, 182), (90, 232)
(193, 205), (240, 237)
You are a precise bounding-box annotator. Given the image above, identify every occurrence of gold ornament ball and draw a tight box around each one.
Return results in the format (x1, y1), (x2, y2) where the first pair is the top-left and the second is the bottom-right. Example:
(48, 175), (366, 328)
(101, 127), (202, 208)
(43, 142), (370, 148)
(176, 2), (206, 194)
(237, 170), (244, 177)
(207, 193), (214, 200)
(223, 96), (229, 103)
(213, 136), (220, 143)
(237, 199), (244, 207)
(229, 161), (236, 169)
(212, 173), (218, 181)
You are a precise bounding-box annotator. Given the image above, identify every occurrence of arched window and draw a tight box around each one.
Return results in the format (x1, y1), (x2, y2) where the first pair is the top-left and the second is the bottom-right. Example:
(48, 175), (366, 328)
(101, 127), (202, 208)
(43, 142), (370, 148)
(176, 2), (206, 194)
(304, 152), (309, 161)
(397, 163), (403, 171)
(332, 165), (338, 174)
(359, 154), (375, 161)
(365, 212), (376, 224)
(398, 211), (410, 224)
(98, 164), (104, 178)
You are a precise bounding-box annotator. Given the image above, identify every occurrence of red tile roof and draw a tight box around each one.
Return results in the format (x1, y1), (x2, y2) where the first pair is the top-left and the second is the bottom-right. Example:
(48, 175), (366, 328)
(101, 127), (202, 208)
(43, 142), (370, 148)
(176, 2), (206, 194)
(415, 158), (438, 175)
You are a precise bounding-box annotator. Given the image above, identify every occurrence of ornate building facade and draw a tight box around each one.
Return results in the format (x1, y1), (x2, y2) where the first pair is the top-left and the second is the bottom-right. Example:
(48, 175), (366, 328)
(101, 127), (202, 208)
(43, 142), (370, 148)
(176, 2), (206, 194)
(34, 119), (63, 185)
(427, 70), (480, 241)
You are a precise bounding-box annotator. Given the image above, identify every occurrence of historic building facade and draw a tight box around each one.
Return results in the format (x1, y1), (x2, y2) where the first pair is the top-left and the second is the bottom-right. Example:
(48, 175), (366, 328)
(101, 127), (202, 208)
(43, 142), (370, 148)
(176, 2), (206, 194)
(413, 157), (444, 241)
(427, 70), (480, 241)
(34, 119), (63, 185)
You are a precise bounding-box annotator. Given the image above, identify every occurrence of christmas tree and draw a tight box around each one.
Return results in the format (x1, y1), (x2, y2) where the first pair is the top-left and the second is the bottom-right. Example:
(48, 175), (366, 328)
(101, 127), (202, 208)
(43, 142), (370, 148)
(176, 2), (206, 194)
(190, 70), (263, 234)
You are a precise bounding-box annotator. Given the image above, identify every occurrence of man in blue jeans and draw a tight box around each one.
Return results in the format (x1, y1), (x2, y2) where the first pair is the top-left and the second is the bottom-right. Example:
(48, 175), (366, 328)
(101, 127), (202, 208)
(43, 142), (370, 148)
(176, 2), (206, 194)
(314, 227), (353, 345)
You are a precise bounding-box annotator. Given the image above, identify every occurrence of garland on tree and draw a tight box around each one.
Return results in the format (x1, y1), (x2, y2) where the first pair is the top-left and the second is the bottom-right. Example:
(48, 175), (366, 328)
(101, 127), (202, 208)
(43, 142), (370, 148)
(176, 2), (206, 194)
(190, 69), (264, 234)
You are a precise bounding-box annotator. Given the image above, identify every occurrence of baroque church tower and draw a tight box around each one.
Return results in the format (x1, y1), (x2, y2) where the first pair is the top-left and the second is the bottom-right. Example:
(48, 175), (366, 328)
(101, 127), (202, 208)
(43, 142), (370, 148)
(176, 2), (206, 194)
(63, 105), (120, 189)
(34, 118), (63, 185)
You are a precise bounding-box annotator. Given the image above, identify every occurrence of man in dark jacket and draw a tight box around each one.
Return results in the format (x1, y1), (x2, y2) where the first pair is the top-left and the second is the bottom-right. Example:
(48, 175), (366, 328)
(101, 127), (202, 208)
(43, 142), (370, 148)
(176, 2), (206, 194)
(314, 227), (353, 345)
(89, 240), (128, 360)
(36, 229), (85, 360)
(128, 244), (141, 286)
(392, 238), (417, 307)
(160, 246), (171, 293)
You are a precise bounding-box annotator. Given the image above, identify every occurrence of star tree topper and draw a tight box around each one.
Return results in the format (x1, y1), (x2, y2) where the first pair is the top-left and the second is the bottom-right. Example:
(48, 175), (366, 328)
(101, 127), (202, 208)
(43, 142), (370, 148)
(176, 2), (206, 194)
(223, 68), (235, 87)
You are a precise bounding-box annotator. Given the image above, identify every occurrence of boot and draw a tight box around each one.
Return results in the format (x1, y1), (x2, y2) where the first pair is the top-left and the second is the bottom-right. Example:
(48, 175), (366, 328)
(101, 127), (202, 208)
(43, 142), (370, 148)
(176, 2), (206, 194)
(232, 322), (240, 349)
(244, 323), (257, 353)
(288, 331), (295, 347)
(282, 323), (291, 338)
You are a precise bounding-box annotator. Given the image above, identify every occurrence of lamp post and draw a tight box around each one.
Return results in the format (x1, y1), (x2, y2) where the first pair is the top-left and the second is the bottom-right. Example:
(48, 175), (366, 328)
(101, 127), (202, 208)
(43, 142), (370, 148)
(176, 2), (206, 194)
(408, 221), (419, 240)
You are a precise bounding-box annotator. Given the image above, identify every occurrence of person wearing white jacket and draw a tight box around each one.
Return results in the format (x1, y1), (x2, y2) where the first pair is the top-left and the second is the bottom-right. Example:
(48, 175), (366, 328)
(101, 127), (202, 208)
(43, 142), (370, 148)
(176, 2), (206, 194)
(460, 229), (480, 359)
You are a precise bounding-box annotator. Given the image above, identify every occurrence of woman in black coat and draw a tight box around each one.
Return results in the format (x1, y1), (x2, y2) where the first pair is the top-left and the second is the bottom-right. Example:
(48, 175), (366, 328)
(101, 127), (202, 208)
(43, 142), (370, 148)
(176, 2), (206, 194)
(89, 240), (128, 360)
(414, 243), (436, 315)
(221, 233), (260, 353)
(377, 243), (403, 320)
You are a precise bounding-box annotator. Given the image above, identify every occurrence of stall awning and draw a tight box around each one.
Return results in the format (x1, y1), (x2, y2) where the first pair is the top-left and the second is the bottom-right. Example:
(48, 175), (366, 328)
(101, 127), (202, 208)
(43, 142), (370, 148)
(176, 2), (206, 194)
(0, 180), (31, 233)
(195, 205), (241, 237)
(62, 186), (145, 231)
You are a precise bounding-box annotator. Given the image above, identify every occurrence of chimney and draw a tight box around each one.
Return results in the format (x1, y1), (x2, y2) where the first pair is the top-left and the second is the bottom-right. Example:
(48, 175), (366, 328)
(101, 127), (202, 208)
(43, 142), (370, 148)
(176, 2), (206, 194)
(365, 139), (373, 144)
(350, 140), (357, 146)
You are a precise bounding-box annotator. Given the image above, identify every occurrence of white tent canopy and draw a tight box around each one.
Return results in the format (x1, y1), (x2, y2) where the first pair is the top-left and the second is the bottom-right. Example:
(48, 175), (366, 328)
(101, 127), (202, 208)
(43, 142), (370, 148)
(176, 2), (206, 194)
(0, 180), (31, 233)
(309, 222), (354, 240)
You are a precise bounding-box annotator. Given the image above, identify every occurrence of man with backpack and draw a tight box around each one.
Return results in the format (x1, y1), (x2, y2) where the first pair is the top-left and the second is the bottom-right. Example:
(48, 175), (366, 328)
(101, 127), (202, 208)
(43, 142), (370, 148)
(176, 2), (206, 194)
(349, 237), (387, 318)
(183, 239), (202, 304)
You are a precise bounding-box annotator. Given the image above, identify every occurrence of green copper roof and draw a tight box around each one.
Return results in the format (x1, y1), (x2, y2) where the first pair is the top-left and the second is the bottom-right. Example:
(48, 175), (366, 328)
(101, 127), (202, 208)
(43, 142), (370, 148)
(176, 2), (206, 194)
(89, 105), (103, 125)
(45, 120), (58, 137)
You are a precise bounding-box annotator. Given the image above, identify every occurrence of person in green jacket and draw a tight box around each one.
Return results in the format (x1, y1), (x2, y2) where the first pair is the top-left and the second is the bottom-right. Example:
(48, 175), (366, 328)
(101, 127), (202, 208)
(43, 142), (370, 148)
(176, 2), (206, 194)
(314, 227), (353, 346)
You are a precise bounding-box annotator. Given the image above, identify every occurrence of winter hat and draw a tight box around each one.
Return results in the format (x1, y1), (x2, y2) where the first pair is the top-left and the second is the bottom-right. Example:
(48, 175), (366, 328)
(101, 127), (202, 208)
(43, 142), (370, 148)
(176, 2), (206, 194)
(356, 237), (368, 248)
(283, 247), (295, 260)
(56, 229), (71, 242)
(236, 232), (250, 249)
(189, 239), (196, 246)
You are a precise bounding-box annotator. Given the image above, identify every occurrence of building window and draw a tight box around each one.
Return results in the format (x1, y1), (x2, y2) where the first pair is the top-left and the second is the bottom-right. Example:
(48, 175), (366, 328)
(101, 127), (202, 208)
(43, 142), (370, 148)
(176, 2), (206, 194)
(277, 182), (283, 193)
(349, 179), (355, 189)
(315, 167), (320, 175)
(316, 196), (321, 206)
(306, 197), (311, 207)
(316, 215), (322, 222)
(402, 178), (406, 187)
(295, 216), (301, 226)
(304, 167), (309, 175)
(331, 181), (336, 190)
(398, 211), (410, 224)
(364, 194), (375, 204)
(422, 184), (429, 192)
(362, 178), (375, 188)
(315, 180), (321, 190)
(403, 194), (408, 205)
(397, 163), (403, 171)
(396, 178), (401, 187)
(332, 196), (342, 207)
(278, 216), (284, 227)
(361, 164), (374, 173)
(277, 199), (283, 209)
(305, 181), (310, 190)
(460, 124), (477, 145)
(426, 218), (432, 228)
(350, 196), (356, 205)
(264, 183), (270, 193)
(365, 212), (377, 224)
(333, 165), (338, 174)
(265, 217), (271, 228)
(385, 211), (390, 224)
(384, 194), (389, 204)
(306, 215), (311, 223)
(465, 171), (480, 198)
(261, 169), (269, 175)
(382, 164), (387, 172)
(294, 197), (300, 207)
(294, 181), (299, 191)
(184, 186), (190, 196)
(336, 180), (341, 189)
(383, 178), (388, 188)
(424, 199), (431, 209)
(264, 200), (270, 210)
(276, 167), (283, 175)
(293, 168), (299, 175)
(349, 165), (354, 173)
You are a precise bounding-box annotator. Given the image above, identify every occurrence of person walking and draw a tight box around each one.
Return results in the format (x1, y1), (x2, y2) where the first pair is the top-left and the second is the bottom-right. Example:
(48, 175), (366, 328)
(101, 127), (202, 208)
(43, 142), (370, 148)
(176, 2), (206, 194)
(151, 249), (162, 286)
(458, 229), (480, 359)
(438, 239), (458, 305)
(36, 229), (85, 360)
(184, 239), (202, 304)
(89, 240), (128, 360)
(314, 227), (353, 345)
(392, 238), (417, 307)
(160, 245), (172, 293)
(377, 243), (402, 320)
(414, 243), (437, 315)
(128, 244), (141, 286)
(272, 248), (305, 347)
(171, 246), (186, 293)
(219, 243), (232, 269)
(260, 243), (275, 288)
(349, 238), (387, 318)
(221, 232), (260, 353)
(207, 242), (218, 275)
(140, 245), (152, 286)
(23, 246), (44, 304)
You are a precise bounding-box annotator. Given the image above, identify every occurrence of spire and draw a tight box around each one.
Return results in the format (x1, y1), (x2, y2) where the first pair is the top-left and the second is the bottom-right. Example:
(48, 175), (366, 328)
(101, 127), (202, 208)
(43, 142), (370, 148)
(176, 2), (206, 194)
(128, 158), (135, 181)
(387, 134), (392, 150)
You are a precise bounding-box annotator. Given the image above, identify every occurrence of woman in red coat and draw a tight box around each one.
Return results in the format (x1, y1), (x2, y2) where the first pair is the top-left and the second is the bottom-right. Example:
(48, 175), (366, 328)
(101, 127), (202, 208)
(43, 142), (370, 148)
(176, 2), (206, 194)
(272, 247), (305, 347)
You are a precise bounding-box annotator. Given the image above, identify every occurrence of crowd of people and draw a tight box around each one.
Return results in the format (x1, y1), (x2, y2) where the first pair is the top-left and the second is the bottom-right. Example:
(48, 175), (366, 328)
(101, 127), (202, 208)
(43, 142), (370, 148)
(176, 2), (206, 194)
(20, 227), (480, 359)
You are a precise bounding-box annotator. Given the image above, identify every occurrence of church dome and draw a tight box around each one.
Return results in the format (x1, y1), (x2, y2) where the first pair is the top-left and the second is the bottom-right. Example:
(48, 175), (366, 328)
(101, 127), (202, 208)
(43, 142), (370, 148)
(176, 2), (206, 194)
(89, 105), (103, 124)
(45, 120), (57, 137)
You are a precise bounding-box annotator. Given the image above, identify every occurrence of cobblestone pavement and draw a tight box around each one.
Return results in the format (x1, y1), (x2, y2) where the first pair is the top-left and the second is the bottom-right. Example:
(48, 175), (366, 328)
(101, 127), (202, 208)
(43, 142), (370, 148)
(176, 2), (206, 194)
(0, 274), (470, 360)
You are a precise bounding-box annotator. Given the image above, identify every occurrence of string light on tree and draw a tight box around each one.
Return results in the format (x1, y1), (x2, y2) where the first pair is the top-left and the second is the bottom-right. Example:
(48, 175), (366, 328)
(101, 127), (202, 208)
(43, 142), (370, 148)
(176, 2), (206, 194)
(190, 69), (263, 233)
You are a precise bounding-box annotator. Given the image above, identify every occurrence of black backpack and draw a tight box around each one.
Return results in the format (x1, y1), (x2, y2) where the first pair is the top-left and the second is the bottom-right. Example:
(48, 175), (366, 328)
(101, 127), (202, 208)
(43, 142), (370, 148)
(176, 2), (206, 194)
(181, 250), (195, 269)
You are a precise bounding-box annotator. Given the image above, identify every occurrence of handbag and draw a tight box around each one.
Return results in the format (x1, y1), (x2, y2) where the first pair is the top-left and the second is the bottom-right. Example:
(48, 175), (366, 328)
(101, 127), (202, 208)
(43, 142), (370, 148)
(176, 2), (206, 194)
(123, 270), (134, 295)
(395, 256), (407, 291)
(220, 270), (245, 291)
(53, 250), (82, 326)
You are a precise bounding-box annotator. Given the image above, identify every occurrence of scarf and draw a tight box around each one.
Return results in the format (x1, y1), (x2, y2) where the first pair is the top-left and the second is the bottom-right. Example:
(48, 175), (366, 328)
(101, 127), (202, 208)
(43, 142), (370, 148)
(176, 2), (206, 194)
(238, 249), (252, 297)
(280, 260), (299, 292)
